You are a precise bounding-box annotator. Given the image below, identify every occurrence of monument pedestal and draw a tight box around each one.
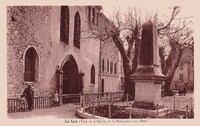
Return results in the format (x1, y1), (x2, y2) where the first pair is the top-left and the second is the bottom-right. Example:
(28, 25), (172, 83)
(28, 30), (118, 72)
(135, 81), (161, 104)
(131, 66), (166, 117)
(131, 74), (166, 117)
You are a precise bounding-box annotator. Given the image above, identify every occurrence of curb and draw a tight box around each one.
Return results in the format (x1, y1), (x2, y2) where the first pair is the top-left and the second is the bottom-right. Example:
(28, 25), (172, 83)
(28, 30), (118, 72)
(77, 108), (108, 119)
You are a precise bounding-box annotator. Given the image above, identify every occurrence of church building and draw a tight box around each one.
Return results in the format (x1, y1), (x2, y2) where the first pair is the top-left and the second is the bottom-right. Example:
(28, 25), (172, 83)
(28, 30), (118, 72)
(7, 6), (123, 103)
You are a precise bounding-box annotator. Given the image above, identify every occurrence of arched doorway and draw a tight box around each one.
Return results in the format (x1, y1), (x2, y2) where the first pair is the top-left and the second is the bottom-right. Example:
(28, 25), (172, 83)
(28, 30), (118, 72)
(61, 55), (82, 103)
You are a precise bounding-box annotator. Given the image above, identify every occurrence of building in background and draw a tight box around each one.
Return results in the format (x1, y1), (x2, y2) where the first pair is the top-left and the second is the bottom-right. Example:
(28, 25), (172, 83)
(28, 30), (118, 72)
(97, 12), (123, 94)
(171, 49), (194, 91)
(7, 6), (123, 104)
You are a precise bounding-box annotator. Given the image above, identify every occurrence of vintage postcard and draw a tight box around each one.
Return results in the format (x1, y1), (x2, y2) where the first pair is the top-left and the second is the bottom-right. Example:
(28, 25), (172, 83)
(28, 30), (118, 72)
(1, 0), (199, 126)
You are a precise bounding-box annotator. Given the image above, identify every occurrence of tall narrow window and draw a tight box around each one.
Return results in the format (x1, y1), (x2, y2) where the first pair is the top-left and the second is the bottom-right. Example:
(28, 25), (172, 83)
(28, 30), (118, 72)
(179, 63), (184, 70)
(179, 74), (184, 81)
(91, 65), (95, 84)
(88, 6), (91, 22)
(114, 63), (117, 74)
(92, 7), (95, 24)
(110, 62), (113, 74)
(102, 59), (104, 72)
(24, 47), (38, 82)
(107, 60), (109, 73)
(101, 79), (104, 96)
(73, 12), (81, 49)
(96, 12), (99, 26)
(60, 6), (69, 44)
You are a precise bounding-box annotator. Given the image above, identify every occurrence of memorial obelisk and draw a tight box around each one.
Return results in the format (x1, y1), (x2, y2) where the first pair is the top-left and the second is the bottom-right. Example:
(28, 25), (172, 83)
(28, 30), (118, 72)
(131, 21), (166, 117)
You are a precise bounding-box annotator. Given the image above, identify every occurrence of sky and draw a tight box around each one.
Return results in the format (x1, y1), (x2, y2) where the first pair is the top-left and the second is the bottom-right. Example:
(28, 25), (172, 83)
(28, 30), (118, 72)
(98, 0), (195, 49)
(100, 0), (194, 25)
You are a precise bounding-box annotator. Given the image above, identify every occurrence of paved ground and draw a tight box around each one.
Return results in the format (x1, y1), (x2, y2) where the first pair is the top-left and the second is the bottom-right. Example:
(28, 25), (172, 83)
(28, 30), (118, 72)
(8, 104), (80, 119)
(7, 92), (193, 119)
(161, 92), (194, 111)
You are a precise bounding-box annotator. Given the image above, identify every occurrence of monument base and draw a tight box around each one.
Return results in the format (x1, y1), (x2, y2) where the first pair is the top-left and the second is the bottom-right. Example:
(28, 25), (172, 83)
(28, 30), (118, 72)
(133, 102), (164, 110)
(129, 107), (167, 118)
(133, 102), (166, 117)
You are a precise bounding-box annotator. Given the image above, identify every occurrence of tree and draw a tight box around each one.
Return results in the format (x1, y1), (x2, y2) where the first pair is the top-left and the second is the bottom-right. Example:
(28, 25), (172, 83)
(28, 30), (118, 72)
(158, 21), (193, 95)
(87, 6), (193, 97)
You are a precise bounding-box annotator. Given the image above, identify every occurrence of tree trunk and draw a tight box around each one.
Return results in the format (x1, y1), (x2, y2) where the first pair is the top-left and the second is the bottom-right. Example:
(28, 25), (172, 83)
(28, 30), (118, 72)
(159, 47), (166, 73)
(111, 32), (135, 100)
(164, 48), (183, 95)
(123, 60), (135, 99)
(132, 37), (140, 73)
(164, 69), (177, 95)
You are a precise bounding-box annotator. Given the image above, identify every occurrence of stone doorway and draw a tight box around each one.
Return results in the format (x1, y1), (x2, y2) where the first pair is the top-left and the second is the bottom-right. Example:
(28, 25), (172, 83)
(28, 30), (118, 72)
(61, 55), (82, 103)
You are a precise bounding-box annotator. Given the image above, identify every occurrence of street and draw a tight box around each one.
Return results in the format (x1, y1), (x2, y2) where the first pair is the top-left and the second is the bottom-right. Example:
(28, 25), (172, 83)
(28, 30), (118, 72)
(8, 104), (80, 119)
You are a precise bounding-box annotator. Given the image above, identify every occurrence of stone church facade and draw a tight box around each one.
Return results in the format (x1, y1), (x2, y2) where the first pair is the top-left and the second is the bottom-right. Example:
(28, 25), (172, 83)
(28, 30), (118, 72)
(7, 6), (123, 99)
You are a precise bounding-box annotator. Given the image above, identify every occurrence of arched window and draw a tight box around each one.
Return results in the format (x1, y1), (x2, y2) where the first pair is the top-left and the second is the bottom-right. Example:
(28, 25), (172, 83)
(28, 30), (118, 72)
(91, 65), (95, 84)
(60, 6), (69, 44)
(24, 47), (38, 82)
(114, 63), (117, 74)
(110, 62), (113, 74)
(73, 12), (81, 49)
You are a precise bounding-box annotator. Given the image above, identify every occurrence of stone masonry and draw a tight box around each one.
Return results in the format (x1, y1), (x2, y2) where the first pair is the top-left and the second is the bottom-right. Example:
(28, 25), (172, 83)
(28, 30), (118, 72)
(7, 6), (52, 97)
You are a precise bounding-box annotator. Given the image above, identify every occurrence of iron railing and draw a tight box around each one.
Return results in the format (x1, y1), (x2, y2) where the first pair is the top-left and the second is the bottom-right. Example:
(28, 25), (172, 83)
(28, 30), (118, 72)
(61, 93), (81, 104)
(83, 91), (124, 108)
(7, 91), (124, 113)
(7, 96), (54, 113)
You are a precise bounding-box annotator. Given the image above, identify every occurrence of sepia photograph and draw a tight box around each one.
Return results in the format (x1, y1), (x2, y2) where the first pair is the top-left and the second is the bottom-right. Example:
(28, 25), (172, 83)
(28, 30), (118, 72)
(1, 0), (199, 126)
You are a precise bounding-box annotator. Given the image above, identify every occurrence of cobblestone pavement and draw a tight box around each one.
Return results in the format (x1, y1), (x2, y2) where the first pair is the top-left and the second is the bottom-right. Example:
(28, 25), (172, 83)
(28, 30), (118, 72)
(8, 104), (80, 119)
